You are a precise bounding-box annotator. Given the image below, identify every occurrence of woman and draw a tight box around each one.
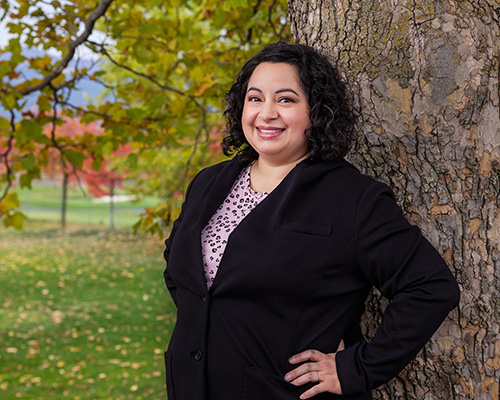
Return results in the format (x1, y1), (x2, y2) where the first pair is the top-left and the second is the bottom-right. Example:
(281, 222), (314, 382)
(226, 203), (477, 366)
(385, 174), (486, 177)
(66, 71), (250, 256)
(163, 42), (460, 399)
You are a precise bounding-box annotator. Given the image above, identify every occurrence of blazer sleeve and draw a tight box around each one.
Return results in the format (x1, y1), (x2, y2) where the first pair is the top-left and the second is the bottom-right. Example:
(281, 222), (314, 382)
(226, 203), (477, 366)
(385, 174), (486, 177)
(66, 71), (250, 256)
(163, 174), (199, 308)
(335, 181), (460, 395)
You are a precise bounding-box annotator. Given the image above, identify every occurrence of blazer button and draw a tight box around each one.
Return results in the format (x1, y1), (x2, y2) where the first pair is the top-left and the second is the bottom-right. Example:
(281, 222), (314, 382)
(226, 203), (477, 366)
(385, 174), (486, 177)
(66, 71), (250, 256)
(194, 350), (203, 361)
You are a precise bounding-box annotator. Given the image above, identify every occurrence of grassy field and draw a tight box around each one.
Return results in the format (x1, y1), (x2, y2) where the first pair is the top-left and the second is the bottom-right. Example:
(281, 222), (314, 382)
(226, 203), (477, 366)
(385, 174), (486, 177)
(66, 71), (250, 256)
(0, 221), (175, 399)
(15, 184), (159, 228)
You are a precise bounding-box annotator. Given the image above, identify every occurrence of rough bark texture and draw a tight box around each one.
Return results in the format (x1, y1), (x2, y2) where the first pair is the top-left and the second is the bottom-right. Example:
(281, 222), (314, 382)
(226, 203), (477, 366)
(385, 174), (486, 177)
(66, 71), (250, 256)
(289, 1), (500, 398)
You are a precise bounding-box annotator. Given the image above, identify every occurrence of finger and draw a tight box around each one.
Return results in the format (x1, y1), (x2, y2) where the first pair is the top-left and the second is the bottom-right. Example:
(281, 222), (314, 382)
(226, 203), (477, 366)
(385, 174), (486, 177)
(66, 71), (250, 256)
(288, 370), (320, 387)
(285, 361), (321, 383)
(299, 384), (323, 400)
(289, 349), (323, 364)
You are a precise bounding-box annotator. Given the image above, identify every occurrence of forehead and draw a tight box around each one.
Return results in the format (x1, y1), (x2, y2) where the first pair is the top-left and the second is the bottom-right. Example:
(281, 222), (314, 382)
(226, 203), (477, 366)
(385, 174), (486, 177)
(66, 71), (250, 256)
(248, 62), (302, 90)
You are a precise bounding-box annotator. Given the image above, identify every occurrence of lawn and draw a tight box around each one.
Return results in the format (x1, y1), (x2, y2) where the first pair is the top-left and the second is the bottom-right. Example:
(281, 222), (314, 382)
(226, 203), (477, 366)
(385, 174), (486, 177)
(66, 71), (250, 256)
(0, 221), (175, 399)
(15, 184), (160, 228)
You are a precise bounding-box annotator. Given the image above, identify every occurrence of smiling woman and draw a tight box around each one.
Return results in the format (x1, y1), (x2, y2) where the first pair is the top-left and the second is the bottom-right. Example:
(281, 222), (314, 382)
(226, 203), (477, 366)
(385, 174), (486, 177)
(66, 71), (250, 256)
(242, 62), (311, 184)
(162, 42), (459, 400)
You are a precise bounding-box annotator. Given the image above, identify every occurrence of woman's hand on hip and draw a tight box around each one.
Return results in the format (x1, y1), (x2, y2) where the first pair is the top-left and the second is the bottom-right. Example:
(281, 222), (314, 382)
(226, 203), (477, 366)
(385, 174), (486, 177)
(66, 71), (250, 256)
(284, 340), (344, 399)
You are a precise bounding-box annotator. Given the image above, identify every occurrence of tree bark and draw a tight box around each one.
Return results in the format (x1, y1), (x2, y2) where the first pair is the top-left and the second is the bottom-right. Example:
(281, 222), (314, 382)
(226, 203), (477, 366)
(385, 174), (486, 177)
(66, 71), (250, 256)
(289, 1), (500, 398)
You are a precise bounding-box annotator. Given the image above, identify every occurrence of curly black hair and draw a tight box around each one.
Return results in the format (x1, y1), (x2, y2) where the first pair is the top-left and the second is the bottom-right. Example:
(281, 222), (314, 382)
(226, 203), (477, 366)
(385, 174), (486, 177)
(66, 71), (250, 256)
(222, 41), (357, 163)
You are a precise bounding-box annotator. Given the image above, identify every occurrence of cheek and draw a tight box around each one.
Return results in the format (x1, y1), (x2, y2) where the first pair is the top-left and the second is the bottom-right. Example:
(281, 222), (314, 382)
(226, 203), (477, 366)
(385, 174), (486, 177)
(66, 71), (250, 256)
(241, 106), (255, 129)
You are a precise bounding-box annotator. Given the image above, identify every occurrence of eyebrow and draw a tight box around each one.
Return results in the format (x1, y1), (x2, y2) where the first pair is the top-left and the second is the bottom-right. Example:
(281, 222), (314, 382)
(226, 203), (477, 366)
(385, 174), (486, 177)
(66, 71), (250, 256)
(247, 87), (300, 96)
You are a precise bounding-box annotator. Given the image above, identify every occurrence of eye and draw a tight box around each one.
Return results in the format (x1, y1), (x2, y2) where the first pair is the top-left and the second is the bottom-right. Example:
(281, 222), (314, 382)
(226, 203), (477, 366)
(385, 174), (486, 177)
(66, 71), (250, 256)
(279, 97), (294, 103)
(247, 96), (261, 102)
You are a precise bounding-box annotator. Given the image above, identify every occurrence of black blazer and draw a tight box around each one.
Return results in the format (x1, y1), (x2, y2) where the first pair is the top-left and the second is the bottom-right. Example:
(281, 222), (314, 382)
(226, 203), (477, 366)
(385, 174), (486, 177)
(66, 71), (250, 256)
(163, 157), (459, 400)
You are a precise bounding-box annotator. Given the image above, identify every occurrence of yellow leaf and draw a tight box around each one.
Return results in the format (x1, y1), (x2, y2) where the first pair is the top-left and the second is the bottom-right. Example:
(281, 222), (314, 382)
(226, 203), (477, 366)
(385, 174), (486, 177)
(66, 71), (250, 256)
(1, 192), (19, 209)
(196, 83), (210, 96)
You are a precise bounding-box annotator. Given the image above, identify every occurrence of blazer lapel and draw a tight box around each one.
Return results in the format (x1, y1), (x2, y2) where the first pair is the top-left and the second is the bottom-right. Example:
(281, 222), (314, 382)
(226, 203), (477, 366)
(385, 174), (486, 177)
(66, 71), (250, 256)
(198, 157), (247, 232)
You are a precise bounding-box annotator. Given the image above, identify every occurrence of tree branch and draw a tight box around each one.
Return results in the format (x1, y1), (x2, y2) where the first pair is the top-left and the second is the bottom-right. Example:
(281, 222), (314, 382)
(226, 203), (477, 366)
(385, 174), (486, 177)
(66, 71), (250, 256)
(48, 84), (87, 197)
(21, 0), (115, 96)
(0, 110), (16, 202)
(95, 42), (187, 97)
(94, 42), (209, 123)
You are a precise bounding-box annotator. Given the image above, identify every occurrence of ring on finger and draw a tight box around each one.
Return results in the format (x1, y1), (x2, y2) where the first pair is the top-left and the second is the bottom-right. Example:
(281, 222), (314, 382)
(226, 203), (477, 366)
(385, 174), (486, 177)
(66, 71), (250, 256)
(317, 371), (321, 381)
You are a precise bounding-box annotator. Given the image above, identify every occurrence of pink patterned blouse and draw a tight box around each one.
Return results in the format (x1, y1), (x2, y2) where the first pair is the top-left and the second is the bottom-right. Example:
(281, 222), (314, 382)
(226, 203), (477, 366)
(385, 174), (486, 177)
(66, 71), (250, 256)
(201, 163), (268, 288)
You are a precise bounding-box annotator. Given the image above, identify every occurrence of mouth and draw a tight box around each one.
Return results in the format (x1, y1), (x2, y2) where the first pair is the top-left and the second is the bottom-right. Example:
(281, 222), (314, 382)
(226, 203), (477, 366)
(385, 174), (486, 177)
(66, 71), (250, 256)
(257, 127), (285, 138)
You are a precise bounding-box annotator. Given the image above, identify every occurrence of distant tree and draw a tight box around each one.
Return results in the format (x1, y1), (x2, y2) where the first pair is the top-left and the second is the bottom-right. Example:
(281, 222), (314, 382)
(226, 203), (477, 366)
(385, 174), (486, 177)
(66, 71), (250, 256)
(82, 144), (132, 228)
(42, 117), (102, 229)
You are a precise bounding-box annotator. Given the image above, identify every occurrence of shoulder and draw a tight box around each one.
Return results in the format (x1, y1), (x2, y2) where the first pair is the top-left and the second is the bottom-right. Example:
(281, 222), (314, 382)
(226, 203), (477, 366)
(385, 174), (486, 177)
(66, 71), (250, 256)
(190, 158), (241, 184)
(306, 158), (391, 193)
(195, 158), (236, 178)
(183, 157), (246, 198)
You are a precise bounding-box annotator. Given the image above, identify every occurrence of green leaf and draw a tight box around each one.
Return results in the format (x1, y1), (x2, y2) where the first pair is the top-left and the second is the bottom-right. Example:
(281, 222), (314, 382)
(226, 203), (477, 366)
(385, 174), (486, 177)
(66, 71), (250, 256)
(126, 108), (145, 124)
(64, 149), (85, 169)
(11, 211), (27, 230)
(102, 141), (115, 156)
(18, 119), (44, 143)
(8, 37), (22, 63)
(244, 10), (265, 30)
(137, 23), (158, 36)
(0, 63), (11, 76)
(21, 154), (36, 170)
(141, 149), (157, 163)
(92, 156), (103, 171)
(19, 173), (33, 189)
(133, 40), (153, 63)
(126, 152), (138, 169)
(17, 1), (30, 18)
(0, 117), (10, 131)
(2, 94), (18, 110)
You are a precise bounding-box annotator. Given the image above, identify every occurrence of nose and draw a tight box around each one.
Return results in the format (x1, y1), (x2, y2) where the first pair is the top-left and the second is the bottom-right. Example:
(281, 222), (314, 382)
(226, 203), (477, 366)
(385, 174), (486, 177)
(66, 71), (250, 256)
(259, 101), (278, 120)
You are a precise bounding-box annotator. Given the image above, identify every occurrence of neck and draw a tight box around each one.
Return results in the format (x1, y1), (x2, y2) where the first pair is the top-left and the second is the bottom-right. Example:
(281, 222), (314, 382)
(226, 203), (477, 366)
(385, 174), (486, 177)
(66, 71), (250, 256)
(249, 154), (309, 193)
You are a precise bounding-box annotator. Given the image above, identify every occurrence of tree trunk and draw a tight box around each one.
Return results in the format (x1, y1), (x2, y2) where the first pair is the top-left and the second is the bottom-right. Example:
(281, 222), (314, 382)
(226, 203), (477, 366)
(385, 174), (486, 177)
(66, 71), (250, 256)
(289, 1), (500, 398)
(109, 181), (115, 229)
(61, 172), (68, 231)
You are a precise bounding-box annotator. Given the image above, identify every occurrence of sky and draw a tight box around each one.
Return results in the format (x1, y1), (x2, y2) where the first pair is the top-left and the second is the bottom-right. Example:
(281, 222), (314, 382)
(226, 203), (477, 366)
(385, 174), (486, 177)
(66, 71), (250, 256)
(0, 16), (12, 48)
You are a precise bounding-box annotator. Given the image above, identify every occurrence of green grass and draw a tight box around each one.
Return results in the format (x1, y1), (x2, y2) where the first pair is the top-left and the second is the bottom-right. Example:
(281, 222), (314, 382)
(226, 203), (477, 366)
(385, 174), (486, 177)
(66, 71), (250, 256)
(0, 220), (175, 399)
(15, 185), (160, 228)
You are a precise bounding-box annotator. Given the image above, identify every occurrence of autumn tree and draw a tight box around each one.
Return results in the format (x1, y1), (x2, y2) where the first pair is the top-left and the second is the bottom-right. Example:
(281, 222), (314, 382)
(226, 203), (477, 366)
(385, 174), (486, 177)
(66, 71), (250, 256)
(82, 144), (132, 229)
(289, 1), (499, 398)
(42, 117), (104, 229)
(0, 0), (290, 231)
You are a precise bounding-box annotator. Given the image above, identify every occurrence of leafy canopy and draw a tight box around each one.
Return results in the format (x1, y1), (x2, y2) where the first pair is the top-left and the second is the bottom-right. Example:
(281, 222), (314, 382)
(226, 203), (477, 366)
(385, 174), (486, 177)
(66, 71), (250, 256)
(0, 0), (290, 232)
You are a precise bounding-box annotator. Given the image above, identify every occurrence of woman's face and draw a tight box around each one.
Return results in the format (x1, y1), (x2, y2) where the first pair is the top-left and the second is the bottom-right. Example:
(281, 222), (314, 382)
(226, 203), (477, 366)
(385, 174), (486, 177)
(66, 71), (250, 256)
(242, 62), (311, 165)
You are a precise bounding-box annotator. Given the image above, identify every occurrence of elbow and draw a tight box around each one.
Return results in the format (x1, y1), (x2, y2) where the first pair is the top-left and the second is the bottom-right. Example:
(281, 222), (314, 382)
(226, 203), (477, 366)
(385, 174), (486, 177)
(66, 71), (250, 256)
(436, 273), (460, 313)
(449, 278), (461, 310)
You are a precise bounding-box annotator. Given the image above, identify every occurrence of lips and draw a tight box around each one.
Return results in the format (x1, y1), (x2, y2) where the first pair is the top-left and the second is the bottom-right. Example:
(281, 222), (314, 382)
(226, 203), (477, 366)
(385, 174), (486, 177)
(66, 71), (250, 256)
(257, 126), (285, 138)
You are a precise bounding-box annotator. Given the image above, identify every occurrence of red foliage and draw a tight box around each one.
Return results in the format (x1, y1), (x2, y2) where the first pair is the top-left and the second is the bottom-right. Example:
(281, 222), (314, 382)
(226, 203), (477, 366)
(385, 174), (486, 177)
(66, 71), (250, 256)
(41, 117), (133, 197)
(83, 144), (133, 197)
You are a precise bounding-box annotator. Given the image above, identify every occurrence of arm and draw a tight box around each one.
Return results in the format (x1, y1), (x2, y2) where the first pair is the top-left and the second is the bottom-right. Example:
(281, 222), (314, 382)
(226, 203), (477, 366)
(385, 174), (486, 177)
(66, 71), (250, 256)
(163, 174), (198, 307)
(336, 181), (460, 395)
(285, 181), (460, 397)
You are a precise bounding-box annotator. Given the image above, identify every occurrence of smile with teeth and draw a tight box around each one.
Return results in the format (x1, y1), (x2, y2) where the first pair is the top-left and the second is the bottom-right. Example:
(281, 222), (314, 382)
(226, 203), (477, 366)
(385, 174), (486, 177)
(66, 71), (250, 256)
(257, 127), (285, 138)
(258, 128), (285, 133)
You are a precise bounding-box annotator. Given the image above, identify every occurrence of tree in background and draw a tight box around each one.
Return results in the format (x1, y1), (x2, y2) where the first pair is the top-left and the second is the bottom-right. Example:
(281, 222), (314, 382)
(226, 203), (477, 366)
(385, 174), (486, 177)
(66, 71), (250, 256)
(82, 144), (132, 229)
(290, 1), (499, 398)
(42, 117), (103, 229)
(0, 0), (290, 231)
